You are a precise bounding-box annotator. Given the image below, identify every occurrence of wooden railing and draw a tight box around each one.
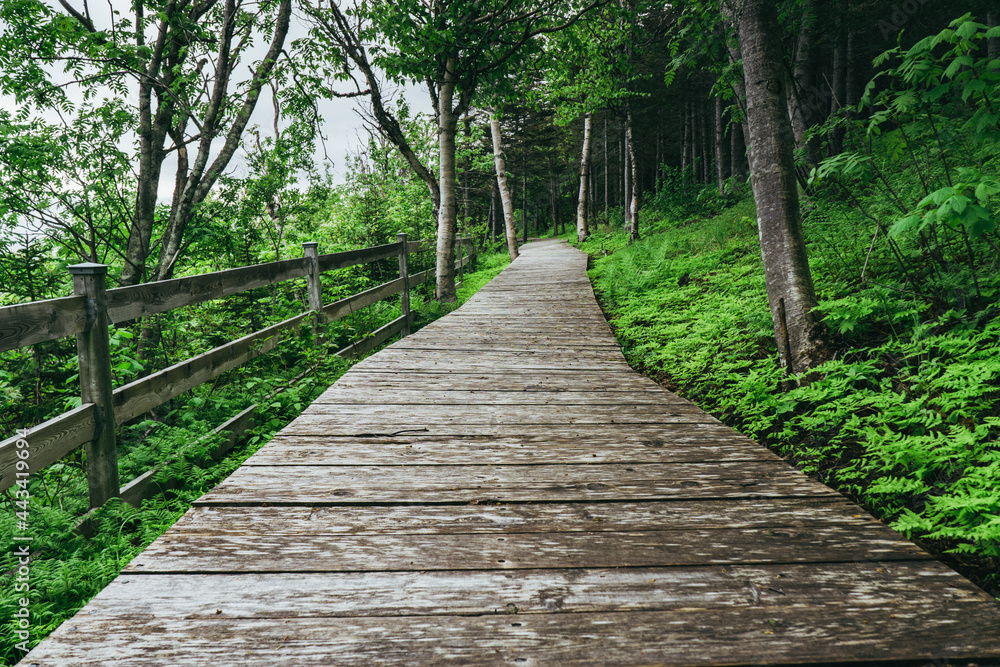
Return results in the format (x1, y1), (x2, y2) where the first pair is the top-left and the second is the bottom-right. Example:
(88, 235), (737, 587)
(0, 234), (476, 508)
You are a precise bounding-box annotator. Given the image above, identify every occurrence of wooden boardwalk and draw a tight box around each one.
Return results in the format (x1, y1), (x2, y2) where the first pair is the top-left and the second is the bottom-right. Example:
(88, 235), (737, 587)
(24, 239), (1000, 665)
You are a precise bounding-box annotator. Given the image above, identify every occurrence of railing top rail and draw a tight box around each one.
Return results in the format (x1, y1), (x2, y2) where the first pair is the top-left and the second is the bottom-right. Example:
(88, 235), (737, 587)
(316, 241), (401, 273)
(0, 237), (438, 354)
(0, 295), (89, 354)
(105, 257), (311, 325)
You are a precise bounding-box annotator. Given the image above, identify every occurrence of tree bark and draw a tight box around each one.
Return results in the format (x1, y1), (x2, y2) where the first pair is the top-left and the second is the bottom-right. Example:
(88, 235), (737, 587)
(522, 171), (528, 243)
(489, 116), (519, 260)
(626, 105), (639, 242)
(738, 0), (828, 374)
(154, 0), (292, 282)
(550, 175), (558, 237)
(575, 113), (593, 242)
(434, 55), (459, 302)
(681, 98), (691, 175)
(604, 116), (609, 222)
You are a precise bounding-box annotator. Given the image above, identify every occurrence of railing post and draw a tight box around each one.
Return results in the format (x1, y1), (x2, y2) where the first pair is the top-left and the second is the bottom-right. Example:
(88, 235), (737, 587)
(397, 233), (411, 337)
(68, 263), (119, 509)
(303, 242), (322, 346)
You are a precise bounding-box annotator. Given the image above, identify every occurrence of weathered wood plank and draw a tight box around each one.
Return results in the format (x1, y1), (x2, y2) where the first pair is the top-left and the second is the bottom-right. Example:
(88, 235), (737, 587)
(366, 348), (628, 364)
(26, 603), (1000, 666)
(321, 277), (403, 322)
(112, 312), (310, 425)
(407, 268), (434, 286)
(126, 525), (930, 573)
(311, 389), (684, 405)
(164, 498), (875, 536)
(0, 403), (95, 492)
(195, 461), (836, 504)
(327, 373), (666, 391)
(283, 413), (723, 433)
(305, 403), (707, 419)
(78, 561), (985, 620)
(316, 242), (401, 273)
(106, 257), (309, 324)
(242, 434), (774, 465)
(0, 295), (88, 352)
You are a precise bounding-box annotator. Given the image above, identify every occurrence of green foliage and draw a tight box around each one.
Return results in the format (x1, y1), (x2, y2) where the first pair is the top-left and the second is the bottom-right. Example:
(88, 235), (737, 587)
(810, 13), (1000, 310)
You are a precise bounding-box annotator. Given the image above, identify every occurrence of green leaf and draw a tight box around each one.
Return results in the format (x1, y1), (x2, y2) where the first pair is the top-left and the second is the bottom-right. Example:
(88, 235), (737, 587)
(890, 214), (922, 237)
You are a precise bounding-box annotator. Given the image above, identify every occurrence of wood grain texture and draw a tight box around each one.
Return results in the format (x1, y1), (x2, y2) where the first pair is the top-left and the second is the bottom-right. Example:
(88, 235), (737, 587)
(163, 498), (875, 535)
(24, 604), (1000, 666)
(310, 388), (685, 404)
(125, 525), (930, 573)
(0, 403), (95, 492)
(316, 242), (400, 273)
(195, 462), (838, 505)
(321, 277), (403, 322)
(106, 257), (310, 324)
(242, 434), (774, 465)
(27, 239), (1000, 666)
(94, 561), (984, 619)
(0, 295), (88, 353)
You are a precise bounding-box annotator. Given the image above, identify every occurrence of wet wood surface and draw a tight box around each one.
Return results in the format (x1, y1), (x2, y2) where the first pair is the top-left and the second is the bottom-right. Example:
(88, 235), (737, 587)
(26, 239), (1000, 666)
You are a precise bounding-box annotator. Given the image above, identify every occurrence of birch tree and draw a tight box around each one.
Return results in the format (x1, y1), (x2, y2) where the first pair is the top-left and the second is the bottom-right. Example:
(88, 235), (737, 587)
(489, 115), (520, 260)
(734, 0), (829, 373)
(0, 0), (294, 285)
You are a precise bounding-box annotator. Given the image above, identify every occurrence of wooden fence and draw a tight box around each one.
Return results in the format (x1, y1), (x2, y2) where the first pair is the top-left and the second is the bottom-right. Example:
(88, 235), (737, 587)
(0, 235), (475, 509)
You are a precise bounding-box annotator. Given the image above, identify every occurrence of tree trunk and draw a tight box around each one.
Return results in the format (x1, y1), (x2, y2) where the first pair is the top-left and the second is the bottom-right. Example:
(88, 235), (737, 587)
(681, 99), (691, 175)
(623, 122), (631, 227)
(550, 176), (559, 237)
(522, 171), (528, 243)
(739, 0), (828, 374)
(715, 96), (731, 193)
(701, 98), (712, 183)
(626, 105), (639, 242)
(489, 116), (519, 260)
(434, 55), (459, 302)
(575, 113), (593, 242)
(604, 116), (609, 222)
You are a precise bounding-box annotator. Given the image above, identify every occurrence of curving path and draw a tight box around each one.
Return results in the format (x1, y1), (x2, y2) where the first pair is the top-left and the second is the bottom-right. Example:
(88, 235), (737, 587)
(24, 239), (1000, 665)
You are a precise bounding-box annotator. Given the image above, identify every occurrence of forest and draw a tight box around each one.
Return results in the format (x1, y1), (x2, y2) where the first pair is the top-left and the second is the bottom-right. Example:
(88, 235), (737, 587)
(2, 0), (1000, 660)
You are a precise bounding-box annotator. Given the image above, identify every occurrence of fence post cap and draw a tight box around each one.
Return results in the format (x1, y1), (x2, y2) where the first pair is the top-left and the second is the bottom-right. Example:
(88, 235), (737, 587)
(302, 241), (319, 249)
(68, 263), (109, 275)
